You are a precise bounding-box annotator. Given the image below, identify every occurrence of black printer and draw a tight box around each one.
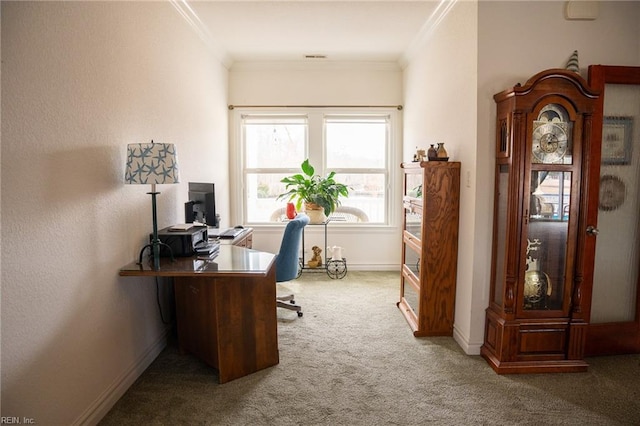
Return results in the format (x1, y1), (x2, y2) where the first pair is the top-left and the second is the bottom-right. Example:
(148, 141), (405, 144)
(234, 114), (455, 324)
(152, 225), (209, 257)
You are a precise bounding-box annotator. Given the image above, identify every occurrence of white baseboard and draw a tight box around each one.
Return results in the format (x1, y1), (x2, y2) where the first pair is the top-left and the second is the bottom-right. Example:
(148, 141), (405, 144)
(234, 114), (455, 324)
(73, 327), (170, 425)
(343, 264), (399, 272)
(452, 325), (483, 355)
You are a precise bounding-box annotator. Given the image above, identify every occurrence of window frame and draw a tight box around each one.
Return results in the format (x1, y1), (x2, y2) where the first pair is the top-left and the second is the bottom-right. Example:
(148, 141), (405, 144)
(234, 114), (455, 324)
(230, 107), (401, 228)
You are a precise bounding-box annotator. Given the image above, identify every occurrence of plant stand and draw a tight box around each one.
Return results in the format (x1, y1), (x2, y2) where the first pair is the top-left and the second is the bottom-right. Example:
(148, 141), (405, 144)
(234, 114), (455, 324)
(326, 258), (347, 279)
(300, 217), (347, 279)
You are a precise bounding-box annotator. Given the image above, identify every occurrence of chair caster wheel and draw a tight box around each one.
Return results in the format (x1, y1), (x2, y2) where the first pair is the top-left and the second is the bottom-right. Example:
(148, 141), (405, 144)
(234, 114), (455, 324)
(290, 300), (296, 304)
(297, 311), (303, 317)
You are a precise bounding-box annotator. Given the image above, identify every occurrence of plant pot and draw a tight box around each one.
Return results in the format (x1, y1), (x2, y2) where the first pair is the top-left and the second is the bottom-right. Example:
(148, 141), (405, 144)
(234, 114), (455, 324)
(305, 202), (327, 224)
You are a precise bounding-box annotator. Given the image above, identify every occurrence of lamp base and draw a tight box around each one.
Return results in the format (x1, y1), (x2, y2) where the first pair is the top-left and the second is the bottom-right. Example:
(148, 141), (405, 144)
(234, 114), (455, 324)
(137, 241), (175, 269)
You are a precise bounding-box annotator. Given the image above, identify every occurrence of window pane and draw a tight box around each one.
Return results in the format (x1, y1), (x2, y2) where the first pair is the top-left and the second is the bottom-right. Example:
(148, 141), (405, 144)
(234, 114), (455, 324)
(245, 173), (290, 222)
(335, 173), (386, 223)
(244, 118), (306, 168)
(326, 118), (387, 168)
(493, 164), (510, 307)
(246, 172), (387, 224)
(238, 109), (395, 225)
(531, 171), (571, 221)
(592, 83), (640, 324)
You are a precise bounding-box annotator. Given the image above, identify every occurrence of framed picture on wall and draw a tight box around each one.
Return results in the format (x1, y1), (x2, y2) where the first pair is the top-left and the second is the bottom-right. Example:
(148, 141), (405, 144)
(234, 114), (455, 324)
(598, 174), (626, 211)
(602, 116), (633, 165)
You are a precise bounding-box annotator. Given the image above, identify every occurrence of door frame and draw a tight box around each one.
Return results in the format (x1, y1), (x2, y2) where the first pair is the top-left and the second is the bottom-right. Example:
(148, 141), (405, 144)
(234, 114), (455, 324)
(585, 65), (640, 356)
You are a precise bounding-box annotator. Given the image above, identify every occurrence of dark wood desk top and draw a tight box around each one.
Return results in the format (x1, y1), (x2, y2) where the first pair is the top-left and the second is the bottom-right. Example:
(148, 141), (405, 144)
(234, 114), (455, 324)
(119, 245), (275, 278)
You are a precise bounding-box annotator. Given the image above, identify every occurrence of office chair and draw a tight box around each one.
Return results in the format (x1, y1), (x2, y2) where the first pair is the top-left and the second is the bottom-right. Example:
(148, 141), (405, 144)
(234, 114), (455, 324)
(275, 213), (310, 317)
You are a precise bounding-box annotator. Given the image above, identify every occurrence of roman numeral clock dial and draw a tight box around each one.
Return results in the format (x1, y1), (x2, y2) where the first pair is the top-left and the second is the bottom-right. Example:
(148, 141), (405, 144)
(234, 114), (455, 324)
(532, 120), (569, 164)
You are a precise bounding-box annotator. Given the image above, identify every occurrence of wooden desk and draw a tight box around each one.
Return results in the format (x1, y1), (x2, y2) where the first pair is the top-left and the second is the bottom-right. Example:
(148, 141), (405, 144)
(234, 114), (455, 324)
(119, 244), (278, 383)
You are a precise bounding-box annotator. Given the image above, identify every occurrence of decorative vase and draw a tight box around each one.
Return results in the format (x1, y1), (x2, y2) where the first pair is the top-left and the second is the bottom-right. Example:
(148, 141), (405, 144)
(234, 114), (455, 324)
(304, 202), (327, 224)
(286, 202), (297, 219)
(326, 245), (344, 261)
(427, 144), (437, 161)
(436, 143), (448, 160)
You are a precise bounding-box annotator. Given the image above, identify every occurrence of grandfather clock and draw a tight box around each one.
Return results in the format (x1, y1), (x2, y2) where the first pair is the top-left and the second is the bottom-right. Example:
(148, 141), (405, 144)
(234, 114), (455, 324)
(481, 69), (599, 373)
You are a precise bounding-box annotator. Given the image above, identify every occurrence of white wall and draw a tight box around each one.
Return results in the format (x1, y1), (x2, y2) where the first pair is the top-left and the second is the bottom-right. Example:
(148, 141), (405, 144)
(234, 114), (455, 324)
(402, 0), (479, 353)
(1, 2), (228, 423)
(3, 2), (639, 423)
(470, 0), (639, 353)
(475, 0), (640, 352)
(228, 61), (404, 269)
(230, 61), (403, 107)
(403, 0), (640, 355)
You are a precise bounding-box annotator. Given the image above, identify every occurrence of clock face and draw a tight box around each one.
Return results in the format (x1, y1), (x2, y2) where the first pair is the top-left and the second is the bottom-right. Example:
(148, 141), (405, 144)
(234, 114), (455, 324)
(532, 121), (568, 164)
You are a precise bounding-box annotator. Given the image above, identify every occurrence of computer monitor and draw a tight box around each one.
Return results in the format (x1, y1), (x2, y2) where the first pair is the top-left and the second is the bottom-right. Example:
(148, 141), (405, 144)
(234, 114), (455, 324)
(186, 182), (219, 228)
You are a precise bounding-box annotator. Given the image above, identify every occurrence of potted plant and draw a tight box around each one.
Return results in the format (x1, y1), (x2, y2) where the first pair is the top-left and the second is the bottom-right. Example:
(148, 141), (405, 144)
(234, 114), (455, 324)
(278, 159), (350, 223)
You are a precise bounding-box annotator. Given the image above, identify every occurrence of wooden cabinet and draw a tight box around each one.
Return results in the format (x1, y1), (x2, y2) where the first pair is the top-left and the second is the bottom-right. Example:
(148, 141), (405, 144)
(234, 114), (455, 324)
(398, 161), (461, 336)
(217, 228), (253, 248)
(232, 228), (253, 248)
(481, 69), (599, 373)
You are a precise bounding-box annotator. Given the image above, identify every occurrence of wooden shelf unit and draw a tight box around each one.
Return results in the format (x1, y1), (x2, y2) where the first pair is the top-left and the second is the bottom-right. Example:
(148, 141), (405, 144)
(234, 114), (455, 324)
(398, 161), (461, 336)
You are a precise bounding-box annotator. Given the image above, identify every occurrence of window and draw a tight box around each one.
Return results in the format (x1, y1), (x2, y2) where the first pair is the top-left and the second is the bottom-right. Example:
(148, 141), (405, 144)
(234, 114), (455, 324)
(325, 116), (388, 223)
(233, 108), (398, 225)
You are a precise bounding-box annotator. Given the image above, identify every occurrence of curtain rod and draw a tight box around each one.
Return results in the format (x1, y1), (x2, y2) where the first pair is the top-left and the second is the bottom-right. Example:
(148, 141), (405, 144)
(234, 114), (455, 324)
(228, 104), (403, 111)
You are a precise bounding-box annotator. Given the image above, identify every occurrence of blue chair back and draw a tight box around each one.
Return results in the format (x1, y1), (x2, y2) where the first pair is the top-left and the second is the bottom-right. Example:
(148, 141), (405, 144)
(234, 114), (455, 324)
(275, 214), (310, 282)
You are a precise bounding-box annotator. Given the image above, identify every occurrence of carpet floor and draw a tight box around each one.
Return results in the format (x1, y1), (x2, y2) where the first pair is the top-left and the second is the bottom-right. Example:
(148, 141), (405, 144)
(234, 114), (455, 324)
(100, 271), (640, 425)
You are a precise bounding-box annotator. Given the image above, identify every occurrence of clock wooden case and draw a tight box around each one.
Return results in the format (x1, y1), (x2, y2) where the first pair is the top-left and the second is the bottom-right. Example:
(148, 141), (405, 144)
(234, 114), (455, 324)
(481, 69), (599, 373)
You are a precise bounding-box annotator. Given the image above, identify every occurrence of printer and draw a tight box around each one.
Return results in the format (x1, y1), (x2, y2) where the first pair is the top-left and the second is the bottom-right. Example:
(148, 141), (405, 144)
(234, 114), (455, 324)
(152, 226), (209, 257)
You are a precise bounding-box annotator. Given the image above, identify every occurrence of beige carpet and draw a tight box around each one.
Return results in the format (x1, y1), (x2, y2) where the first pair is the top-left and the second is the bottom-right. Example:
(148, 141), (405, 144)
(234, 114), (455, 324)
(100, 271), (640, 425)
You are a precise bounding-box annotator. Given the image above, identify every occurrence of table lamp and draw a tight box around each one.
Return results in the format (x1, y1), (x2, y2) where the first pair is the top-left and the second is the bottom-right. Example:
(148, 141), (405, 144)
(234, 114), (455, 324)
(125, 141), (180, 270)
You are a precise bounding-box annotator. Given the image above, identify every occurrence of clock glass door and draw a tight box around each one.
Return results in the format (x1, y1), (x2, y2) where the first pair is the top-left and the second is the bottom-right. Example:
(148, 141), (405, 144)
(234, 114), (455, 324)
(522, 102), (578, 314)
(524, 171), (572, 311)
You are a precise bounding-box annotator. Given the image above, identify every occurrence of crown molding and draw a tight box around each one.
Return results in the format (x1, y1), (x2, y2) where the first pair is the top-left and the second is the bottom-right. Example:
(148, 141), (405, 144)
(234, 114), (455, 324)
(399, 0), (459, 70)
(169, 0), (234, 69)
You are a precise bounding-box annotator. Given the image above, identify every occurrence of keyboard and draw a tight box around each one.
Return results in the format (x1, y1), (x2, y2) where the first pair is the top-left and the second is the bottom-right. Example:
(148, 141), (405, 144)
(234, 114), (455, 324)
(218, 228), (243, 239)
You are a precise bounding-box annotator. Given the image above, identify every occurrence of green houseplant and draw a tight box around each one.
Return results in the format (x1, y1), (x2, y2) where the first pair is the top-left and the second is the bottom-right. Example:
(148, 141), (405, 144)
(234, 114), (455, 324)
(278, 159), (349, 223)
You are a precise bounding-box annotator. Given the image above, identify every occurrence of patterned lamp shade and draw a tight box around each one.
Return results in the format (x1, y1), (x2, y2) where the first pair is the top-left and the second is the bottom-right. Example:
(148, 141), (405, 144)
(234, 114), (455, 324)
(125, 142), (180, 185)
